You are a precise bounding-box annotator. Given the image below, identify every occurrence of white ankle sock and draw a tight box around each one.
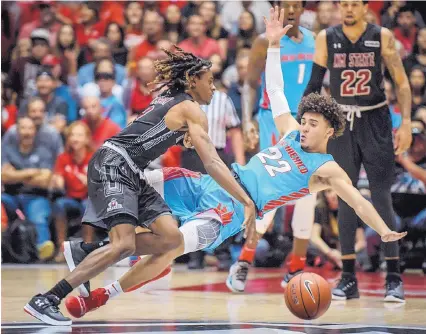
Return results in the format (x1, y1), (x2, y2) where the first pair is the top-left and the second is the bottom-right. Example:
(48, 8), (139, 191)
(104, 281), (123, 299)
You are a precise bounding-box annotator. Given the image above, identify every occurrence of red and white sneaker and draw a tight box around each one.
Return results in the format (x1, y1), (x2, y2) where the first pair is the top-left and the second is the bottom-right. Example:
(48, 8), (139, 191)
(65, 288), (109, 318)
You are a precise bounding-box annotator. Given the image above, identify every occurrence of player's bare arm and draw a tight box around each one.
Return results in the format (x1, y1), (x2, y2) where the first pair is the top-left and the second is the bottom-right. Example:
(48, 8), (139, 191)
(242, 35), (268, 149)
(264, 6), (300, 136)
(381, 28), (412, 154)
(303, 29), (328, 95)
(311, 161), (407, 243)
(179, 101), (257, 232)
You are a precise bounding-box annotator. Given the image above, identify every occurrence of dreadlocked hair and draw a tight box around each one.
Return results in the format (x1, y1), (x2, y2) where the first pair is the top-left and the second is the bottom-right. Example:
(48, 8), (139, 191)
(297, 93), (346, 139)
(150, 46), (212, 94)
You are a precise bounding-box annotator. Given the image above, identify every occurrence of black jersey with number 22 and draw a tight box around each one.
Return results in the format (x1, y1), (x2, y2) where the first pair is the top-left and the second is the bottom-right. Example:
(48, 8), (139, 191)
(326, 23), (386, 107)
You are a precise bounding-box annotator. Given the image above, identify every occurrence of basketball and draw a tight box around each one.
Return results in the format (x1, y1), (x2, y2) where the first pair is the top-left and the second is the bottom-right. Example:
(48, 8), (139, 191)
(284, 272), (332, 320)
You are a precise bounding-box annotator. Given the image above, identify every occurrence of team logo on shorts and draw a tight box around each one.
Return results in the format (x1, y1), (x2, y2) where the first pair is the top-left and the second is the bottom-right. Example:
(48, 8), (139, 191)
(107, 198), (123, 212)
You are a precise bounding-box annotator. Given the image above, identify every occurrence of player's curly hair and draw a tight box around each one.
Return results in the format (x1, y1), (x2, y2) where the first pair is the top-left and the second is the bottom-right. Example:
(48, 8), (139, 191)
(297, 93), (346, 139)
(150, 46), (212, 94)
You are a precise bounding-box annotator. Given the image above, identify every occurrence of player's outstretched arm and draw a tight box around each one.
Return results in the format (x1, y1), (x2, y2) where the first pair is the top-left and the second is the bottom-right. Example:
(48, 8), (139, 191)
(314, 162), (407, 243)
(182, 102), (257, 234)
(264, 6), (300, 137)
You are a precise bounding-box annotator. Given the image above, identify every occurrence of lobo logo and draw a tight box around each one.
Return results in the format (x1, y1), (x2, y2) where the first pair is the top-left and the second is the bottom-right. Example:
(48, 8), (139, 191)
(290, 283), (300, 305)
(107, 198), (123, 212)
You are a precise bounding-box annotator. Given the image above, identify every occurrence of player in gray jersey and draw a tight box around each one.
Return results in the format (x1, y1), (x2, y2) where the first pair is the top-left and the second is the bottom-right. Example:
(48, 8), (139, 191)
(24, 47), (257, 326)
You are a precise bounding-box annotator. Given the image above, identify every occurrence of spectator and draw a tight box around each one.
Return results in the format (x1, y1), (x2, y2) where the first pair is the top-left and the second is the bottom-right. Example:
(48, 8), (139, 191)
(80, 95), (120, 149)
(228, 10), (257, 65)
(381, 0), (425, 30)
(7, 29), (50, 103)
(77, 38), (126, 87)
(18, 2), (61, 47)
(178, 14), (223, 60)
(54, 24), (80, 81)
(98, 1), (125, 26)
(10, 38), (31, 64)
(92, 59), (127, 128)
(165, 4), (185, 44)
(227, 54), (249, 120)
(1, 117), (55, 260)
(311, 190), (367, 270)
(2, 97), (64, 159)
(50, 121), (95, 262)
(124, 2), (144, 49)
(209, 54), (224, 88)
(105, 22), (128, 67)
(19, 69), (68, 133)
(181, 0), (202, 19)
(198, 1), (229, 59)
(129, 11), (165, 66)
(404, 27), (426, 75)
(415, 106), (426, 124)
(220, 0), (271, 35)
(74, 2), (106, 48)
(393, 5), (418, 57)
(42, 54), (78, 124)
(365, 121), (426, 270)
(312, 1), (335, 34)
(127, 57), (157, 117)
(409, 66), (426, 114)
(222, 47), (251, 89)
(2, 80), (18, 135)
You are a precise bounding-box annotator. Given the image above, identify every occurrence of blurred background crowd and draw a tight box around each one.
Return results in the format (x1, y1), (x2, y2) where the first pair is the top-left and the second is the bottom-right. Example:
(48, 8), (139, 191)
(1, 0), (425, 274)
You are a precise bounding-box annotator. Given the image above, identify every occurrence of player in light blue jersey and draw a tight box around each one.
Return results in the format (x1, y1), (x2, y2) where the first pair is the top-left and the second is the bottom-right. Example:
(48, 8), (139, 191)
(64, 8), (406, 316)
(239, 0), (317, 292)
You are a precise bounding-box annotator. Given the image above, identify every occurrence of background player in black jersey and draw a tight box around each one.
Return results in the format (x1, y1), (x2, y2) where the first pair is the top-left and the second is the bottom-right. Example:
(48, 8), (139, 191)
(24, 47), (257, 326)
(304, 0), (412, 303)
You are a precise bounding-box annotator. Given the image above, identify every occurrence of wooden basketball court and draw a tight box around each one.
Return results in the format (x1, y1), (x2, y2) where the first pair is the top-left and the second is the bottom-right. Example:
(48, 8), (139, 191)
(1, 264), (426, 333)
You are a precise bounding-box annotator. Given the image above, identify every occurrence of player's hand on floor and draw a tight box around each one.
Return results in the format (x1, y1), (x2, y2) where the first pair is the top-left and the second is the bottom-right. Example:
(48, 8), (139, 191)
(381, 231), (407, 242)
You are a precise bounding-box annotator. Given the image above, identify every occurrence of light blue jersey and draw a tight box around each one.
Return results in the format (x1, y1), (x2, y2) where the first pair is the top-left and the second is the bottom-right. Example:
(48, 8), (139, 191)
(257, 27), (315, 150)
(232, 131), (333, 217)
(258, 27), (315, 116)
(158, 132), (332, 251)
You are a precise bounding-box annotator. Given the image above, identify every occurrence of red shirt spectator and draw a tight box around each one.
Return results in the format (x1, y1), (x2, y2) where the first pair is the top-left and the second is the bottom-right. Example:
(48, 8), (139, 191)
(129, 57), (157, 113)
(2, 104), (18, 133)
(54, 151), (92, 199)
(178, 14), (223, 60)
(394, 26), (417, 56)
(82, 117), (121, 149)
(100, 2), (125, 26)
(74, 2), (106, 48)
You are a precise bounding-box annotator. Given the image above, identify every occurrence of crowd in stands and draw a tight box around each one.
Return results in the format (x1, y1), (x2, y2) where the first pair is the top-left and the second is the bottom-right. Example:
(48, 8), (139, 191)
(1, 1), (425, 272)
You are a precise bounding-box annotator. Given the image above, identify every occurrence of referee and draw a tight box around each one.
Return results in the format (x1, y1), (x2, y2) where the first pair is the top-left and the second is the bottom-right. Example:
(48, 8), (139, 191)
(181, 89), (246, 270)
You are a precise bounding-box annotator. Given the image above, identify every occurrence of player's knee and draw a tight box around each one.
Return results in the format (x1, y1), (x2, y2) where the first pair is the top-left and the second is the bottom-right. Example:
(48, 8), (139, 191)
(162, 229), (183, 252)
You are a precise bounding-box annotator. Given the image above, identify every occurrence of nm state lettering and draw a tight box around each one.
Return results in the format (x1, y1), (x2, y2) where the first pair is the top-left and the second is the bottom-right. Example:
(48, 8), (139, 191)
(333, 52), (375, 68)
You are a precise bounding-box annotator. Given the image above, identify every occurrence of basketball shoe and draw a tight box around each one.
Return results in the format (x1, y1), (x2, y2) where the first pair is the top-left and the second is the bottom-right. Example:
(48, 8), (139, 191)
(63, 241), (90, 297)
(24, 294), (72, 326)
(384, 273), (405, 303)
(280, 269), (303, 288)
(226, 261), (249, 293)
(332, 273), (360, 300)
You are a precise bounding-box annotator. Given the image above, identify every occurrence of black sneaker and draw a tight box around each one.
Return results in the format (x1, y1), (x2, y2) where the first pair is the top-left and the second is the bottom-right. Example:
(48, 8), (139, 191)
(280, 269), (303, 288)
(384, 274), (405, 303)
(24, 294), (71, 326)
(332, 273), (360, 300)
(63, 241), (90, 297)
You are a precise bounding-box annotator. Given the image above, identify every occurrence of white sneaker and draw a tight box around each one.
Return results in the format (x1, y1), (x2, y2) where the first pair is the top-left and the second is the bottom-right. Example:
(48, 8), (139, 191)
(226, 261), (249, 293)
